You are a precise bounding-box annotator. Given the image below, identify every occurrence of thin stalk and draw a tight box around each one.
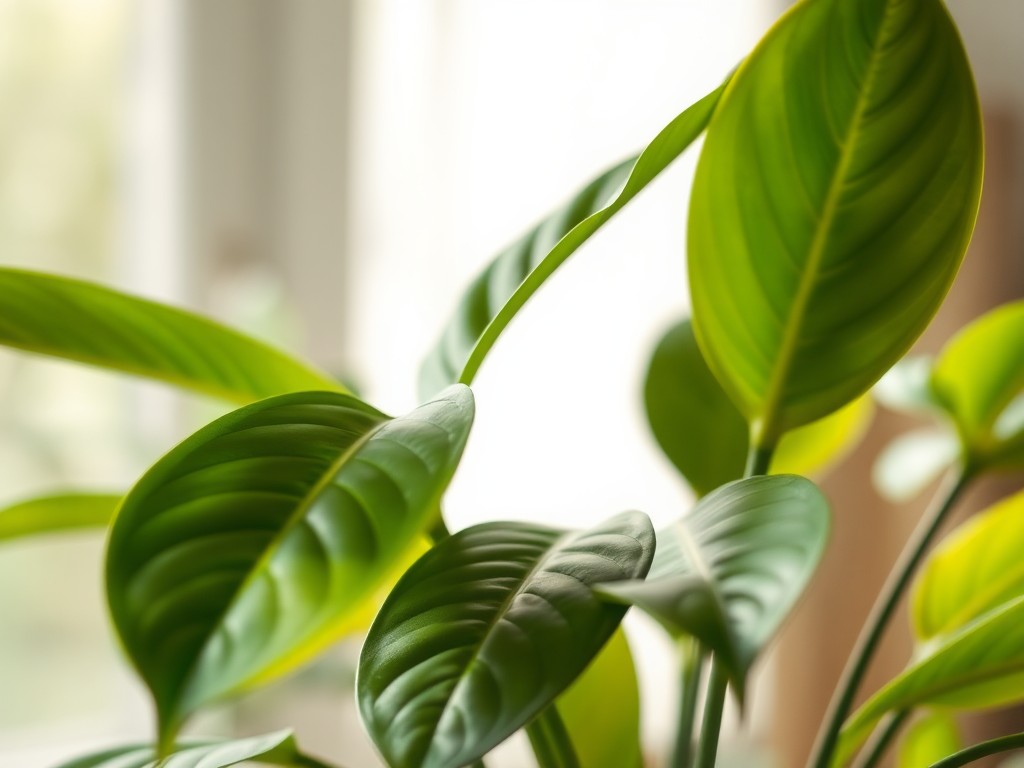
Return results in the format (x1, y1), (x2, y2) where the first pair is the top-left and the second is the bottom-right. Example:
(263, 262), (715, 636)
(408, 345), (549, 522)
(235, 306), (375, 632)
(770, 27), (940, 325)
(853, 710), (910, 768)
(927, 732), (1024, 768)
(745, 442), (774, 476)
(807, 468), (972, 768)
(672, 641), (706, 768)
(526, 706), (581, 768)
(428, 510), (452, 543)
(694, 660), (729, 768)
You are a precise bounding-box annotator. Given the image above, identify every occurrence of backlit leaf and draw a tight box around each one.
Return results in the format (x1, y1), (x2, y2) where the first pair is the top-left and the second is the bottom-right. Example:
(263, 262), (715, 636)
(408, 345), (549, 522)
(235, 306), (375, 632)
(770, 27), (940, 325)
(688, 0), (982, 448)
(418, 83), (727, 399)
(0, 493), (119, 543)
(898, 712), (961, 768)
(0, 268), (342, 403)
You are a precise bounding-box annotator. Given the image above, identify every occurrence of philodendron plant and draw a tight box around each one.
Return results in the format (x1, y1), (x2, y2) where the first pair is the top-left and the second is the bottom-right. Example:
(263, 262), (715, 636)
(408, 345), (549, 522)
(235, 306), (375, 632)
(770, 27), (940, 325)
(3, 0), (1023, 767)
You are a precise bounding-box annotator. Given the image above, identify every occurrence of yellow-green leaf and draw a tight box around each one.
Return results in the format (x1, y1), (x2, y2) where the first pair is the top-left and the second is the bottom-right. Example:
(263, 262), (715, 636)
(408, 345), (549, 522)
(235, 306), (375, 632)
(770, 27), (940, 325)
(898, 712), (961, 768)
(0, 268), (342, 403)
(689, 0), (983, 448)
(0, 492), (120, 543)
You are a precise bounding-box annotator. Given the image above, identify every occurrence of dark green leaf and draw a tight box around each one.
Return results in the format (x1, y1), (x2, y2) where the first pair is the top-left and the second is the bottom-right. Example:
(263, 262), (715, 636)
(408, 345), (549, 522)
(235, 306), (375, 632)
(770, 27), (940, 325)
(418, 83), (727, 400)
(0, 268), (342, 403)
(597, 476), (829, 695)
(106, 387), (474, 748)
(357, 512), (655, 768)
(51, 730), (336, 768)
(688, 0), (983, 448)
(0, 492), (120, 543)
(644, 319), (870, 496)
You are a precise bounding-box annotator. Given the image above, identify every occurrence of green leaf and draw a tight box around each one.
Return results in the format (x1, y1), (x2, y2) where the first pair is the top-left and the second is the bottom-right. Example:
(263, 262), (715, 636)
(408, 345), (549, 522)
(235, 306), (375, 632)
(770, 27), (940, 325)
(912, 489), (1024, 642)
(838, 596), (1024, 765)
(596, 475), (830, 695)
(106, 386), (474, 748)
(0, 268), (342, 403)
(51, 730), (335, 768)
(417, 83), (727, 400)
(839, 490), (1024, 762)
(688, 0), (983, 448)
(555, 628), (643, 768)
(872, 429), (959, 502)
(932, 301), (1024, 470)
(357, 512), (655, 768)
(898, 712), (961, 768)
(644, 319), (870, 496)
(0, 492), (120, 543)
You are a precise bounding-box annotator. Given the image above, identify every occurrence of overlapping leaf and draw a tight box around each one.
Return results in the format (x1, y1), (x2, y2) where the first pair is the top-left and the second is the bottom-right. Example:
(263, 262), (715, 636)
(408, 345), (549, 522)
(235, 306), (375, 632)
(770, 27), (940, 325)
(52, 730), (334, 768)
(357, 512), (655, 768)
(106, 386), (474, 747)
(597, 476), (830, 695)
(688, 0), (983, 448)
(417, 83), (727, 400)
(644, 319), (870, 496)
(898, 712), (961, 768)
(932, 301), (1024, 470)
(0, 268), (342, 403)
(0, 492), (120, 543)
(556, 629), (643, 768)
(839, 490), (1024, 763)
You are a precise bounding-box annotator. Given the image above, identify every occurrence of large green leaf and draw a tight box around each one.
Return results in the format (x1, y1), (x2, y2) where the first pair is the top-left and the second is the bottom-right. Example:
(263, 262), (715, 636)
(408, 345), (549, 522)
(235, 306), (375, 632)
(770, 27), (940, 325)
(931, 301), (1024, 470)
(52, 730), (336, 768)
(106, 386), (474, 747)
(417, 83), (727, 400)
(898, 712), (961, 768)
(644, 318), (870, 496)
(688, 0), (983, 448)
(912, 489), (1024, 642)
(0, 268), (342, 403)
(556, 628), (643, 768)
(0, 492), (120, 543)
(596, 476), (829, 694)
(357, 512), (655, 768)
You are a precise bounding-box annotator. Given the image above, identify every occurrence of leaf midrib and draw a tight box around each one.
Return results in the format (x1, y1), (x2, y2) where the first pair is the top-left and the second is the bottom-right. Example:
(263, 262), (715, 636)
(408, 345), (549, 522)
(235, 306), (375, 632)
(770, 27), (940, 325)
(172, 412), (391, 724)
(423, 529), (573, 764)
(756, 0), (896, 445)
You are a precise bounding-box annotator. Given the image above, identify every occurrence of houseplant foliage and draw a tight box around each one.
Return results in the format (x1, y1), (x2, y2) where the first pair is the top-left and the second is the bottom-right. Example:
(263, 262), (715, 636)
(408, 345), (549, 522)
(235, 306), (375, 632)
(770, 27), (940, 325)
(9, 0), (1024, 766)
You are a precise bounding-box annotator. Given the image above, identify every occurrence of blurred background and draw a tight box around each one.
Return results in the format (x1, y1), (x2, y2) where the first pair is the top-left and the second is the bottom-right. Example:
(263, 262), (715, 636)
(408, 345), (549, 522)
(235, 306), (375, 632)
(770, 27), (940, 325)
(0, 1), (1021, 766)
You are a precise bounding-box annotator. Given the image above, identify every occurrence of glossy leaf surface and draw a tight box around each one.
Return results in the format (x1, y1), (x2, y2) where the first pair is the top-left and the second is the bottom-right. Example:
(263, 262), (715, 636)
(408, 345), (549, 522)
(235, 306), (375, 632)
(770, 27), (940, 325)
(358, 512), (655, 768)
(418, 84), (726, 399)
(913, 489), (1024, 641)
(644, 319), (870, 496)
(0, 268), (341, 403)
(597, 476), (829, 693)
(0, 493), (119, 543)
(556, 628), (642, 768)
(898, 712), (961, 768)
(689, 0), (983, 446)
(52, 730), (332, 768)
(932, 301), (1024, 469)
(107, 387), (474, 745)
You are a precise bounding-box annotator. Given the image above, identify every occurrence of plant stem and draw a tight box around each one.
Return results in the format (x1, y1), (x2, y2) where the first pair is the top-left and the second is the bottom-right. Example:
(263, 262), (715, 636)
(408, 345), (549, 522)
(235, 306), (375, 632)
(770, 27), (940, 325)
(853, 710), (909, 768)
(428, 510), (451, 542)
(745, 443), (774, 476)
(672, 641), (706, 768)
(926, 732), (1024, 767)
(807, 469), (972, 768)
(694, 659), (729, 768)
(526, 706), (581, 768)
